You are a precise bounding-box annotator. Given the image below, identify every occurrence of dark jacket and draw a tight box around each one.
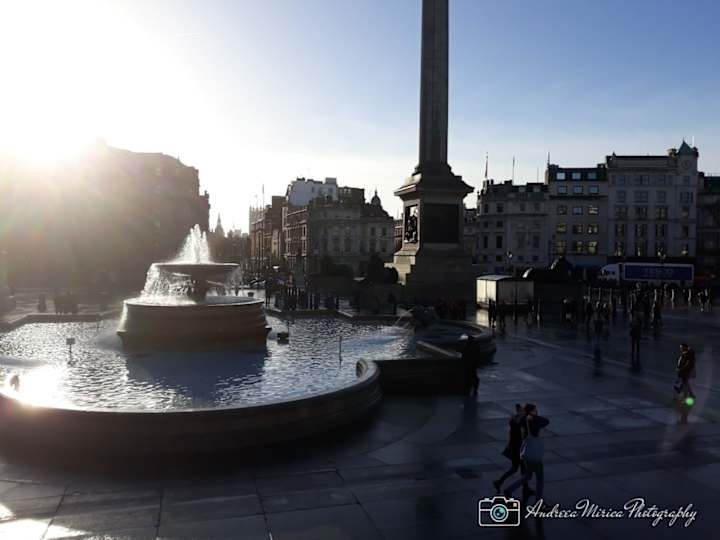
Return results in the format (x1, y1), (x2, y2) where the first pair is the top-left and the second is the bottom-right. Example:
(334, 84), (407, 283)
(526, 415), (550, 437)
(677, 349), (696, 380)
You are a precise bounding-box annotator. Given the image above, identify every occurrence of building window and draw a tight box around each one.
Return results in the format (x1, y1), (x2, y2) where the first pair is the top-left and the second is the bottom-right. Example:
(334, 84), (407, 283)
(635, 223), (647, 237)
(681, 206), (690, 219)
(483, 221), (489, 228)
(614, 223), (625, 237)
(681, 225), (689, 238)
(532, 255), (539, 262)
(532, 235), (540, 248)
(680, 192), (694, 204)
(617, 190), (626, 203)
(518, 254), (525, 262)
(657, 191), (667, 203)
(614, 242), (625, 256)
(483, 236), (488, 249)
(635, 241), (647, 257)
(572, 224), (584, 235)
(588, 185), (599, 195)
(634, 191), (649, 203)
(655, 224), (667, 238)
(534, 203), (541, 211)
(573, 185), (583, 195)
(587, 172), (597, 180)
(483, 204), (489, 214)
(556, 172), (566, 180)
(588, 205), (599, 215)
(572, 206), (583, 215)
(572, 240), (584, 254)
(681, 244), (689, 256)
(370, 227), (376, 236)
(655, 207), (668, 220)
(683, 176), (691, 185)
(556, 222), (567, 234)
(519, 203), (526, 212)
(496, 236), (503, 249)
(555, 240), (567, 254)
(497, 204), (504, 213)
(635, 207), (648, 220)
(572, 172), (581, 180)
(654, 243), (666, 256)
(557, 186), (567, 195)
(557, 205), (567, 215)
(381, 228), (387, 237)
(587, 223), (599, 235)
(368, 239), (375, 252)
(588, 241), (598, 255)
(617, 175), (626, 185)
(496, 220), (504, 228)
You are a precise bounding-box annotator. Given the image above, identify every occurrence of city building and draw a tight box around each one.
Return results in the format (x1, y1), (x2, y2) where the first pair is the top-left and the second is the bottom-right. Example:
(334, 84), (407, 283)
(249, 196), (284, 273)
(1, 141), (209, 288)
(283, 189), (394, 277)
(545, 164), (608, 272)
(476, 180), (549, 274)
(462, 207), (480, 264)
(606, 142), (699, 262)
(697, 173), (720, 276)
(285, 177), (338, 206)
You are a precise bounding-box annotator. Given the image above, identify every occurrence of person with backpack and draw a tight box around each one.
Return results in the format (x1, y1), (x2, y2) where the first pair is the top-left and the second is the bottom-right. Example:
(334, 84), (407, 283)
(504, 404), (550, 505)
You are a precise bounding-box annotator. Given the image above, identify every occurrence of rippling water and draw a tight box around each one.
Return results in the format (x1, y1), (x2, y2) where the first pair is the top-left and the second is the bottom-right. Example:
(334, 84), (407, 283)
(0, 316), (416, 411)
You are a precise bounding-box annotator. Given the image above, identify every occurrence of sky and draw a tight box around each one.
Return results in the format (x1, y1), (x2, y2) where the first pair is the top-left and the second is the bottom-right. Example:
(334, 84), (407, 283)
(2, 0), (719, 231)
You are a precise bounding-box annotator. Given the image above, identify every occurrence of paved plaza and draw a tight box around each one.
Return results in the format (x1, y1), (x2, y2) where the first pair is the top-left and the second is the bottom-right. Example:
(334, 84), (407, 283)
(0, 310), (719, 539)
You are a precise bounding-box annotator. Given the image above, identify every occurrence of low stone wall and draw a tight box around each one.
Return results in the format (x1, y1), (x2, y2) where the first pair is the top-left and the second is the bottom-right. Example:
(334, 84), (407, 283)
(0, 360), (381, 458)
(0, 310), (120, 332)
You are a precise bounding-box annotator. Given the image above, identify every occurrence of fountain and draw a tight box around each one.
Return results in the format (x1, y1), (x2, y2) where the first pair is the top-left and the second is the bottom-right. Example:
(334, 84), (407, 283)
(116, 226), (270, 348)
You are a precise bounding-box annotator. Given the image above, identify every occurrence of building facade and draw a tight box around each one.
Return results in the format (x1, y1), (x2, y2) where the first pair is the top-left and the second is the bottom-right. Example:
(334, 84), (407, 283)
(2, 141), (209, 288)
(606, 142), (699, 262)
(697, 173), (720, 276)
(249, 196), (284, 273)
(545, 164), (608, 271)
(476, 180), (549, 274)
(283, 190), (394, 277)
(285, 177), (338, 206)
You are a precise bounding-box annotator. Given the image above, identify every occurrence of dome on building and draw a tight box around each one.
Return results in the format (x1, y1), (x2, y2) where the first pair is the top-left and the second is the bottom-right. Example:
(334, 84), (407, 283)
(370, 189), (381, 207)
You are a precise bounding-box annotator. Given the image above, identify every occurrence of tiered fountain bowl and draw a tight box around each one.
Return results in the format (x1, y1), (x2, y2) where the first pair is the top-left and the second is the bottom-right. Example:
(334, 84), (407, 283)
(117, 262), (270, 349)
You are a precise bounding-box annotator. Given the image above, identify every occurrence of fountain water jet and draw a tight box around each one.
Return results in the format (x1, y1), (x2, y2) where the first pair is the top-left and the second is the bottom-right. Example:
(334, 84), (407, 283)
(117, 226), (270, 349)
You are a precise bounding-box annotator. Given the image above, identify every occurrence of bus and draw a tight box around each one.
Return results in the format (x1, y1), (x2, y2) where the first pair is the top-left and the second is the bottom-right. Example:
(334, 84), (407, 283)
(599, 263), (694, 286)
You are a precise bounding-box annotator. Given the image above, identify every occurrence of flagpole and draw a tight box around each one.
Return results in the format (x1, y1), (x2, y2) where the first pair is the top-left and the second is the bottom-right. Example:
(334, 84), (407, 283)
(512, 156), (515, 182)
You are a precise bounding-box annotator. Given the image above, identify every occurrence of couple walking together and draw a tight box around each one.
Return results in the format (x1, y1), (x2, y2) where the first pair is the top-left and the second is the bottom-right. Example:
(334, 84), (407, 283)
(493, 403), (550, 507)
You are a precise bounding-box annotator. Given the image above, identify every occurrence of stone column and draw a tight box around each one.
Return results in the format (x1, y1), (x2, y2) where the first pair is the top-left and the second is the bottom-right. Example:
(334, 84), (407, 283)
(417, 0), (449, 173)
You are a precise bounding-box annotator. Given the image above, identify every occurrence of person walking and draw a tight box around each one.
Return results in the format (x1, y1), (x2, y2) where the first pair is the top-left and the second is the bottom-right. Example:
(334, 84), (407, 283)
(493, 404), (533, 496)
(630, 314), (642, 370)
(676, 343), (696, 424)
(488, 300), (497, 329)
(498, 301), (507, 331)
(504, 404), (550, 505)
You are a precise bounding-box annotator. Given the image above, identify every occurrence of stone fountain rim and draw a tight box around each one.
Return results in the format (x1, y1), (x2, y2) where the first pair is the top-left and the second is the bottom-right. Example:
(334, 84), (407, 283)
(0, 359), (378, 415)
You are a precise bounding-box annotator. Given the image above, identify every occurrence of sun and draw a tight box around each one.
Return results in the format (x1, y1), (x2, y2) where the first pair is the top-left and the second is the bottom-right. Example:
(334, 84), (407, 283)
(0, 0), (193, 165)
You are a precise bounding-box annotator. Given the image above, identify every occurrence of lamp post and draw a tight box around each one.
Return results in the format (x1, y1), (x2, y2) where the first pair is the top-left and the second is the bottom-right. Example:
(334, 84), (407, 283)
(506, 250), (514, 276)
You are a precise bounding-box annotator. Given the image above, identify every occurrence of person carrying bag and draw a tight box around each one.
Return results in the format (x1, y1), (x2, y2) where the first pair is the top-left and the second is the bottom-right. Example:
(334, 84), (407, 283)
(503, 404), (549, 505)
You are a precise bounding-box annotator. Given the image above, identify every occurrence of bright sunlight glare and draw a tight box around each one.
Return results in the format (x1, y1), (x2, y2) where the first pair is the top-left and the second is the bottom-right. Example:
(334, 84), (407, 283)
(0, 0), (197, 164)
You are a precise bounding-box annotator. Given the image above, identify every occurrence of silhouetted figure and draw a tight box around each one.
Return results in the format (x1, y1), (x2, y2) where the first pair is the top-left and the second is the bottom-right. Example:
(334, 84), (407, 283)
(504, 404), (550, 504)
(676, 343), (696, 424)
(493, 404), (532, 495)
(488, 300), (497, 329)
(630, 315), (642, 369)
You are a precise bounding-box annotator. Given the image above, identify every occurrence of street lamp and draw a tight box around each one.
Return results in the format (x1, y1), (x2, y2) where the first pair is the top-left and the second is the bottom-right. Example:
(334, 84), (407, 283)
(506, 250), (514, 276)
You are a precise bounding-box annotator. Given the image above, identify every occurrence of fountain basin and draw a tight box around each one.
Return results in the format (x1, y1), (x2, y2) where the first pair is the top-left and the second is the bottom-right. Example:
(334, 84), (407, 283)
(0, 360), (381, 457)
(117, 296), (270, 349)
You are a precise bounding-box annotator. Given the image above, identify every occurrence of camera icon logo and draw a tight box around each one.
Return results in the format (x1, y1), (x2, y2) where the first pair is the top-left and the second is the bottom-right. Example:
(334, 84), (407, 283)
(478, 496), (521, 527)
